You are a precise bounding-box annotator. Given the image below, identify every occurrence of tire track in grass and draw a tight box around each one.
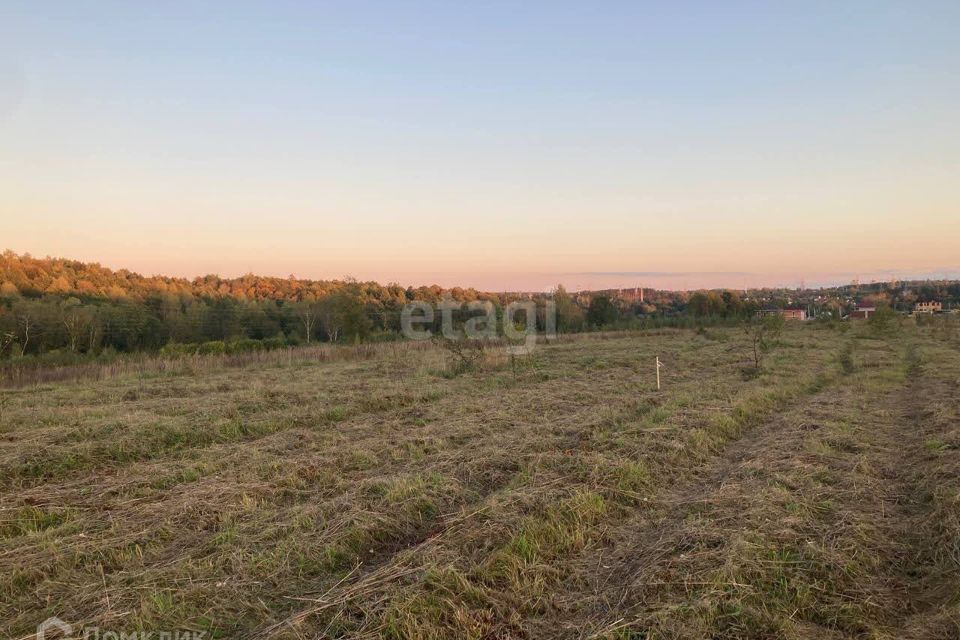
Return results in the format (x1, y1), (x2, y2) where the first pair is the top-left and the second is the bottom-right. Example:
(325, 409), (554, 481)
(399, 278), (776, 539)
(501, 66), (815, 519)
(549, 371), (865, 639)
(888, 339), (960, 639)
(556, 334), (959, 640)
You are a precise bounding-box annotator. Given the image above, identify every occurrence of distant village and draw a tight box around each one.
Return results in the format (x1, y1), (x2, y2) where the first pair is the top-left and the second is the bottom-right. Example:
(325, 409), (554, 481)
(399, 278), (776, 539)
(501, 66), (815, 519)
(574, 279), (959, 321)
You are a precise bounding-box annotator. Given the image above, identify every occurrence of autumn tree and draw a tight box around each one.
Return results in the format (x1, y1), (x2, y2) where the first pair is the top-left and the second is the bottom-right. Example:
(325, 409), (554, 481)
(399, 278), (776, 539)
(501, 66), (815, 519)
(0, 307), (15, 358)
(688, 291), (726, 317)
(587, 295), (618, 327)
(294, 298), (320, 343)
(553, 285), (585, 333)
(0, 329), (14, 358)
(336, 287), (372, 343)
(60, 298), (92, 352)
(12, 300), (37, 356)
(316, 295), (342, 343)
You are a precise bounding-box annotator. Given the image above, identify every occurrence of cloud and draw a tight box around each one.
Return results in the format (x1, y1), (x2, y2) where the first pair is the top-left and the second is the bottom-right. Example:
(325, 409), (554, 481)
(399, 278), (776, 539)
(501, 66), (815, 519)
(563, 271), (754, 278)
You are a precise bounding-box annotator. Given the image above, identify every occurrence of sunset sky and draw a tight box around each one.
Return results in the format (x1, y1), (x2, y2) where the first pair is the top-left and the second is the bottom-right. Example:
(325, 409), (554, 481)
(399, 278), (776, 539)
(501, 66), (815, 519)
(2, 1), (959, 291)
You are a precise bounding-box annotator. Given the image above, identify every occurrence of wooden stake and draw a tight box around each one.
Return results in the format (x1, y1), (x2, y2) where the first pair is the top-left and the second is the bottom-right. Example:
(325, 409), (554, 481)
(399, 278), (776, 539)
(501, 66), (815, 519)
(656, 356), (662, 390)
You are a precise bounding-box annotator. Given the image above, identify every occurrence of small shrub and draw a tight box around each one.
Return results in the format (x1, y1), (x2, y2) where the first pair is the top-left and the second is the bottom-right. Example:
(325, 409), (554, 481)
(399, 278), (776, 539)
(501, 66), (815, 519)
(744, 314), (784, 370)
(868, 304), (900, 336)
(434, 336), (484, 376)
(226, 338), (263, 354)
(159, 343), (194, 357)
(261, 336), (288, 350)
(197, 341), (226, 355)
(838, 342), (857, 374)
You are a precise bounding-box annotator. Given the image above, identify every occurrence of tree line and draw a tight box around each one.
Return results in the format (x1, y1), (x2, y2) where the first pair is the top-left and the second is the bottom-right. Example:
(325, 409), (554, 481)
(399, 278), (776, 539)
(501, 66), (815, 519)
(3, 251), (958, 363)
(0, 252), (718, 361)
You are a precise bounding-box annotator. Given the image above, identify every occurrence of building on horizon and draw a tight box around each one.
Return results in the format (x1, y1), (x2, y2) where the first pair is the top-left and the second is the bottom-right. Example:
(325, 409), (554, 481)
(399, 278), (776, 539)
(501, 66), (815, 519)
(782, 307), (808, 321)
(914, 301), (942, 314)
(848, 303), (876, 320)
(762, 307), (808, 321)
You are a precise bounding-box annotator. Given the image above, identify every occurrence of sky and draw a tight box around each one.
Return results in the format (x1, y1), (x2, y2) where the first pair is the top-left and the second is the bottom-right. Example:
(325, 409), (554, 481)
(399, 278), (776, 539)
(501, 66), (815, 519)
(1, 1), (959, 291)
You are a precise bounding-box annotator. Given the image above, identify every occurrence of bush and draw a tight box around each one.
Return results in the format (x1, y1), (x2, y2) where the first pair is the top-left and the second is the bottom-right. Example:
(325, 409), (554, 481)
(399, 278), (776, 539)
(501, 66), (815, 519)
(261, 336), (288, 350)
(197, 341), (227, 355)
(838, 342), (857, 374)
(156, 337), (289, 359)
(744, 314), (784, 370)
(159, 343), (195, 357)
(435, 336), (484, 376)
(366, 330), (402, 343)
(285, 332), (303, 346)
(226, 338), (263, 354)
(868, 304), (899, 336)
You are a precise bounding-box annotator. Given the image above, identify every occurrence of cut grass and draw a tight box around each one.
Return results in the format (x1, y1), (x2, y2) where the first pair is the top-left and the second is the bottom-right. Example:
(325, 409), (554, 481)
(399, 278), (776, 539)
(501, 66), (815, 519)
(2, 325), (957, 639)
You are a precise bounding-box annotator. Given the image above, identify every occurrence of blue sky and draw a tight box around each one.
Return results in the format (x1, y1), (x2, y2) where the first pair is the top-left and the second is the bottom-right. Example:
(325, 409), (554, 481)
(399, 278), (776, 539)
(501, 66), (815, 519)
(2, 1), (958, 289)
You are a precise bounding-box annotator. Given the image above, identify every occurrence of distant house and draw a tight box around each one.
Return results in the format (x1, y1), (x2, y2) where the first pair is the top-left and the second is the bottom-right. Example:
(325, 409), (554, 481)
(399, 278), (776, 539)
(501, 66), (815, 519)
(848, 304), (875, 320)
(914, 301), (942, 314)
(762, 307), (807, 321)
(782, 307), (807, 321)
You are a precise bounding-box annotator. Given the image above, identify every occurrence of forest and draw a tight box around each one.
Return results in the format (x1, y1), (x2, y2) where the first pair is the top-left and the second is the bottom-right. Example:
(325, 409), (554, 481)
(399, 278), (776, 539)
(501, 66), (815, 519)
(0, 252), (696, 362)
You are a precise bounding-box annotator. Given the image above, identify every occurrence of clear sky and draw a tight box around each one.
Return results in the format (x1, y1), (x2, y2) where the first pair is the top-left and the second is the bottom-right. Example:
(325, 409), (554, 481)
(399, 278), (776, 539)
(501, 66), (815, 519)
(2, 1), (958, 291)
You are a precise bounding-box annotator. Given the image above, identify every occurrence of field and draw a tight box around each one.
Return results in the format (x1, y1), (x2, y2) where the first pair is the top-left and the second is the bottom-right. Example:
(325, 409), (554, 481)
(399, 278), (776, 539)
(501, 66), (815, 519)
(2, 323), (959, 639)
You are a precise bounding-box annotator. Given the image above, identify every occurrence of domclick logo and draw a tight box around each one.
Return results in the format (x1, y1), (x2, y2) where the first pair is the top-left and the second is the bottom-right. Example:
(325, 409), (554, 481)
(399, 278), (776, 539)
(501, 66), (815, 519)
(35, 618), (205, 640)
(37, 617), (72, 640)
(400, 298), (556, 355)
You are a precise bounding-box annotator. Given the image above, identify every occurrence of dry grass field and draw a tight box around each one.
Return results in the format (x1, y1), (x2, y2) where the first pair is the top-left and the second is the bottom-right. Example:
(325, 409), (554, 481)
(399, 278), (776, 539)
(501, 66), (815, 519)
(2, 323), (959, 639)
